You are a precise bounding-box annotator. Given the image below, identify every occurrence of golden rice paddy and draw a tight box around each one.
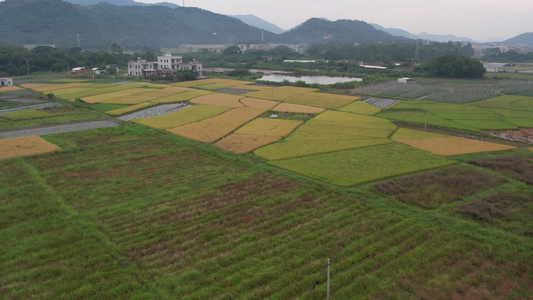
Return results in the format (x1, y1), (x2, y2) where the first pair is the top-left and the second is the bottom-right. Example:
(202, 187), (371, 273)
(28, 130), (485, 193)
(243, 86), (318, 100)
(134, 105), (231, 129)
(234, 118), (303, 136)
(0, 136), (60, 160)
(190, 93), (245, 107)
(283, 92), (359, 109)
(214, 134), (280, 153)
(392, 128), (515, 156)
(338, 101), (381, 115)
(167, 107), (267, 143)
(0, 86), (22, 93)
(271, 103), (325, 114)
(240, 98), (278, 109)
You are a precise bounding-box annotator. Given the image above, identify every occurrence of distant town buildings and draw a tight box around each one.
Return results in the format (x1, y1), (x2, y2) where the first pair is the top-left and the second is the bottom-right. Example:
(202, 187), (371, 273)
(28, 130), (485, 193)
(23, 44), (56, 50)
(128, 52), (202, 77)
(473, 43), (532, 54)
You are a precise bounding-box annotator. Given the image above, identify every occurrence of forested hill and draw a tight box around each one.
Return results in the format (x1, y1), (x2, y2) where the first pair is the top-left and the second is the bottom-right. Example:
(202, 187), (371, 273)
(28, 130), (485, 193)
(504, 32), (533, 46)
(0, 0), (276, 50)
(0, 0), (409, 50)
(277, 18), (407, 44)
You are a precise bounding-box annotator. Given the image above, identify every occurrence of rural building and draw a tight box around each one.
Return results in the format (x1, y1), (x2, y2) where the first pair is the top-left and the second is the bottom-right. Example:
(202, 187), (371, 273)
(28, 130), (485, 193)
(71, 67), (86, 74)
(0, 78), (13, 87)
(398, 77), (414, 83)
(128, 52), (203, 77)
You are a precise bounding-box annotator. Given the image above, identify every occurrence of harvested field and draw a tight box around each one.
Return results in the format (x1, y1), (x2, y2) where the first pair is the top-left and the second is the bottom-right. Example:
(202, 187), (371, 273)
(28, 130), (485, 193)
(213, 133), (280, 153)
(172, 78), (254, 88)
(167, 107), (267, 143)
(271, 103), (325, 114)
(0, 135), (60, 160)
(190, 93), (244, 107)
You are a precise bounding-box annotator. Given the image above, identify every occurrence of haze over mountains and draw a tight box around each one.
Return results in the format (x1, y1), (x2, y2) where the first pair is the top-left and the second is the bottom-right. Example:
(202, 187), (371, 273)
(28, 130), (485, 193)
(0, 0), (530, 50)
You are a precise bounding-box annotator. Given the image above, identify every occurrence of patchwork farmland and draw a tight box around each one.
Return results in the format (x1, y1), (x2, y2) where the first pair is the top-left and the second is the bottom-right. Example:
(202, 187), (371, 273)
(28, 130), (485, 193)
(1, 78), (532, 299)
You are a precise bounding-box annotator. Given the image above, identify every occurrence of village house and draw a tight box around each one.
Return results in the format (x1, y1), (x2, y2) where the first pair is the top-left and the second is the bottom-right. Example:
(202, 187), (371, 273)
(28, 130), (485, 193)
(0, 78), (13, 87)
(128, 52), (203, 77)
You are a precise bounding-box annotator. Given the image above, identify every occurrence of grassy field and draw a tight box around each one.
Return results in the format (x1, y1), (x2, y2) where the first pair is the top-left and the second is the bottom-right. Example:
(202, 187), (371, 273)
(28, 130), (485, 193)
(2, 78), (532, 298)
(1, 124), (532, 299)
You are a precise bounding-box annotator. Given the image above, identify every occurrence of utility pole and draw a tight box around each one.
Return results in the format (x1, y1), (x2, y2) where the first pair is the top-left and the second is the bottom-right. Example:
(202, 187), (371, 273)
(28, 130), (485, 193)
(327, 259), (331, 300)
(424, 112), (427, 131)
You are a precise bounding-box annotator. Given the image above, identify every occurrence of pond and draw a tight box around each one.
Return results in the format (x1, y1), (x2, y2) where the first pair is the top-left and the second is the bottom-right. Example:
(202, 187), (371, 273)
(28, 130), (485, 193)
(258, 74), (362, 85)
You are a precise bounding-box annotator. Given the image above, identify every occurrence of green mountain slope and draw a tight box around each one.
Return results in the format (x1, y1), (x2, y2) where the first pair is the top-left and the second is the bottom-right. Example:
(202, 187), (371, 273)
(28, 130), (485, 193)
(0, 0), (273, 49)
(278, 18), (406, 44)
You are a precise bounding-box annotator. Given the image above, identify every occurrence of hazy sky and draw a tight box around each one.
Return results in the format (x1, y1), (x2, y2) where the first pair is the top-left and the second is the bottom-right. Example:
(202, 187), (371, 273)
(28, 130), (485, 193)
(141, 0), (532, 41)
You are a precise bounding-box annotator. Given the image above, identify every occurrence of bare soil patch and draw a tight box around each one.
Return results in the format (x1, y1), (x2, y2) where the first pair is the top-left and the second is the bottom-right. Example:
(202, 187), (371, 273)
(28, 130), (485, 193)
(490, 128), (533, 144)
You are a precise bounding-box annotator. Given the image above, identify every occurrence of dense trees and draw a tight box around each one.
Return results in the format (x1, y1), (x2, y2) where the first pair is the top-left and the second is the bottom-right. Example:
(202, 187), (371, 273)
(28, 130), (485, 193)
(426, 55), (486, 78)
(0, 45), (136, 76)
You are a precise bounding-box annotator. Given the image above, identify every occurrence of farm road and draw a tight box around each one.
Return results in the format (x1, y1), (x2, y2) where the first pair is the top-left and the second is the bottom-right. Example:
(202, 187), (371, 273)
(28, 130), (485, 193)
(0, 120), (120, 139)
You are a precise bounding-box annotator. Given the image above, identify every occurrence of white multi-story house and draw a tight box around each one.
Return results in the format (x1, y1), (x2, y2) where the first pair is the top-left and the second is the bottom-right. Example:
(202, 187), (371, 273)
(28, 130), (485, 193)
(128, 53), (202, 77)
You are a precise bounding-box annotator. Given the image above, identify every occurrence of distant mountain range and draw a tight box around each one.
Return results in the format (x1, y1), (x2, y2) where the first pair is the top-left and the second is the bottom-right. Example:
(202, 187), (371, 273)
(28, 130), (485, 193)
(229, 15), (286, 35)
(1, 0), (530, 50)
(371, 24), (476, 43)
(65, 0), (180, 8)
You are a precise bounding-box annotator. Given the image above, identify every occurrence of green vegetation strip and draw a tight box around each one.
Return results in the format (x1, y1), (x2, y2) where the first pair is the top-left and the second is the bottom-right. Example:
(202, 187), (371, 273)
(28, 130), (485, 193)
(270, 143), (454, 186)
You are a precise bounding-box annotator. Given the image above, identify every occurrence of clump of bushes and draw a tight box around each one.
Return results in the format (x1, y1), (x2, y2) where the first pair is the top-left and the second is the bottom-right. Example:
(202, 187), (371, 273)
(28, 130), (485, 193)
(470, 155), (533, 186)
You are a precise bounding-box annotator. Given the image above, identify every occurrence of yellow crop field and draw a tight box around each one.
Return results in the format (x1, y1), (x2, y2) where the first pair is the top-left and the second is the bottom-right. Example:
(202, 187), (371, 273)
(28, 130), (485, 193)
(240, 98), (278, 109)
(190, 93), (244, 107)
(0, 86), (22, 93)
(283, 92), (359, 109)
(101, 93), (163, 105)
(20, 83), (87, 92)
(271, 103), (325, 114)
(338, 101), (381, 115)
(82, 88), (154, 104)
(155, 90), (214, 104)
(393, 128), (515, 156)
(106, 102), (155, 116)
(234, 85), (272, 91)
(255, 138), (393, 161)
(134, 105), (231, 129)
(235, 118), (303, 136)
(167, 107), (266, 143)
(131, 87), (189, 98)
(296, 110), (397, 139)
(0, 136), (60, 160)
(529, 147), (533, 151)
(214, 134), (280, 153)
(172, 78), (254, 88)
(243, 86), (318, 101)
